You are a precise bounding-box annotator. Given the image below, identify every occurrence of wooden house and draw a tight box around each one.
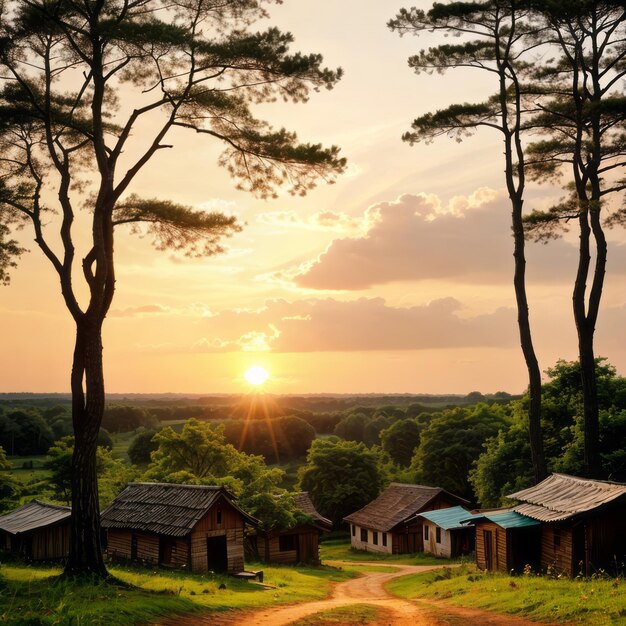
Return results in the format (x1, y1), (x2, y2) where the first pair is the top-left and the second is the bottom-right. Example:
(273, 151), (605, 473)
(509, 473), (626, 576)
(258, 492), (332, 565)
(344, 483), (468, 555)
(101, 483), (259, 574)
(464, 509), (541, 573)
(415, 505), (475, 558)
(0, 500), (71, 561)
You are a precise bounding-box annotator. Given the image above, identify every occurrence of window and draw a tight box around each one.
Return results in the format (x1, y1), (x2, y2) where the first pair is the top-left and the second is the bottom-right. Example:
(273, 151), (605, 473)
(373, 531), (378, 545)
(424, 525), (429, 540)
(216, 509), (222, 525)
(360, 528), (368, 543)
(382, 533), (387, 547)
(279, 534), (297, 552)
(436, 527), (441, 544)
(351, 524), (356, 537)
(553, 529), (561, 548)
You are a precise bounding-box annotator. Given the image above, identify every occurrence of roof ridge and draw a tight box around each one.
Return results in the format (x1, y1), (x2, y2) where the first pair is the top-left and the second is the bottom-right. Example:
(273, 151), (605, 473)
(127, 482), (223, 490)
(31, 499), (71, 511)
(551, 473), (626, 488)
(389, 482), (440, 490)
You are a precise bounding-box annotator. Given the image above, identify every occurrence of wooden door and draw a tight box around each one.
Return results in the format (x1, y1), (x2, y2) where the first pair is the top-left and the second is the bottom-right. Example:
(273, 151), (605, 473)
(484, 530), (494, 570)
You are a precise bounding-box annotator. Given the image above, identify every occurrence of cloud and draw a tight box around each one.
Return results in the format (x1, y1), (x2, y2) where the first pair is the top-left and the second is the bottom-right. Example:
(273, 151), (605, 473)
(272, 190), (626, 291)
(191, 297), (517, 353)
(257, 209), (370, 234)
(109, 304), (169, 318)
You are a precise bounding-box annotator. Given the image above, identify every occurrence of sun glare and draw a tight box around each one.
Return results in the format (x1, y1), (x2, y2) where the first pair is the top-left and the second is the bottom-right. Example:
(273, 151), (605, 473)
(244, 366), (270, 386)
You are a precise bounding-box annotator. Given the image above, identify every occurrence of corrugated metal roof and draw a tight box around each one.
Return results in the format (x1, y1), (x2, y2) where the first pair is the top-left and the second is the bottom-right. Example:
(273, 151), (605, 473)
(464, 509), (540, 529)
(101, 483), (259, 537)
(294, 492), (332, 531)
(0, 500), (71, 535)
(508, 473), (626, 522)
(344, 483), (468, 532)
(415, 505), (472, 530)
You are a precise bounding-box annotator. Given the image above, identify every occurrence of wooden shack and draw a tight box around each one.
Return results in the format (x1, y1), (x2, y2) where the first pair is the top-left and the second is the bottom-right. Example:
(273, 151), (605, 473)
(509, 473), (626, 576)
(415, 505), (475, 558)
(344, 483), (468, 555)
(464, 509), (540, 573)
(101, 483), (259, 574)
(0, 500), (71, 561)
(258, 492), (332, 565)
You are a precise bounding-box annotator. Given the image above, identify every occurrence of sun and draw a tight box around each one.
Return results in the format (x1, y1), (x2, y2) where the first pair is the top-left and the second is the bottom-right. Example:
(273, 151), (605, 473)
(244, 366), (270, 386)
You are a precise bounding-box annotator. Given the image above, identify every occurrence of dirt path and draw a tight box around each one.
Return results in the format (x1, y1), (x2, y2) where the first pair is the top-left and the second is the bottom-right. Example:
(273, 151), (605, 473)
(159, 561), (552, 626)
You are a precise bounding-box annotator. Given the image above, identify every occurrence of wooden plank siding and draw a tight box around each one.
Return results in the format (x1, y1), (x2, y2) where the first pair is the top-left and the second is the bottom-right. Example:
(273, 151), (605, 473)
(261, 526), (321, 565)
(30, 523), (70, 560)
(475, 522), (508, 572)
(541, 525), (574, 575)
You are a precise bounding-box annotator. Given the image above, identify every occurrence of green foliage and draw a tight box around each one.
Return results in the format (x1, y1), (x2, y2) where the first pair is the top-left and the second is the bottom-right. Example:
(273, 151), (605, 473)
(0, 223), (24, 286)
(145, 419), (302, 530)
(127, 429), (160, 465)
(380, 419), (421, 467)
(44, 436), (136, 507)
(223, 415), (316, 462)
(0, 445), (21, 511)
(0, 409), (54, 455)
(472, 358), (626, 505)
(298, 438), (385, 526)
(411, 403), (510, 501)
(102, 405), (158, 433)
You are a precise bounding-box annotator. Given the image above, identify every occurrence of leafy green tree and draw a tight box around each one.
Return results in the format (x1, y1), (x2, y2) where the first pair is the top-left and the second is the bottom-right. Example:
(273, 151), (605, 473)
(0, 410), (54, 455)
(472, 358), (626, 505)
(127, 430), (160, 465)
(45, 437), (136, 508)
(298, 438), (385, 526)
(389, 0), (547, 482)
(102, 406), (158, 433)
(412, 403), (510, 501)
(0, 445), (21, 511)
(145, 419), (299, 530)
(380, 419), (421, 467)
(523, 2), (626, 477)
(333, 412), (367, 443)
(0, 0), (344, 577)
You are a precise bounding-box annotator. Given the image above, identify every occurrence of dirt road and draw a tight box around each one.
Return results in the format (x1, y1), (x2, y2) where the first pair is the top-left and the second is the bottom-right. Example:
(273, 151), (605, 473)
(160, 561), (549, 625)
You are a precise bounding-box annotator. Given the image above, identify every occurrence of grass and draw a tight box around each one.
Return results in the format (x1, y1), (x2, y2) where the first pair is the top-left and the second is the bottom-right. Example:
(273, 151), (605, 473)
(290, 603), (391, 625)
(0, 560), (357, 626)
(320, 538), (463, 566)
(387, 563), (626, 625)
(8, 455), (51, 484)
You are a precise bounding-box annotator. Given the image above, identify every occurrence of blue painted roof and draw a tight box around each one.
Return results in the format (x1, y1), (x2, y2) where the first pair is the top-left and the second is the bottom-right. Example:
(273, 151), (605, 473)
(417, 506), (472, 530)
(464, 510), (540, 529)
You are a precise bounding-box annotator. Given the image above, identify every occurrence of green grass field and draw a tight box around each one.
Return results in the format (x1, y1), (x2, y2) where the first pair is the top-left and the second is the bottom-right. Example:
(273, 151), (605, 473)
(387, 563), (626, 625)
(0, 560), (357, 626)
(320, 538), (462, 566)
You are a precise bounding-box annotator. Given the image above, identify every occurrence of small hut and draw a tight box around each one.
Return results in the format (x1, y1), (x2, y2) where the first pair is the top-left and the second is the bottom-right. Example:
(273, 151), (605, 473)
(101, 483), (259, 574)
(258, 492), (332, 565)
(509, 473), (626, 576)
(464, 509), (540, 573)
(0, 500), (71, 561)
(344, 483), (469, 555)
(415, 505), (475, 558)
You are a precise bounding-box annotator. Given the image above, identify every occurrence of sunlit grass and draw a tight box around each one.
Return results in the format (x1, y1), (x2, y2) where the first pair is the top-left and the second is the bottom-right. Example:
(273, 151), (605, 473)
(387, 563), (626, 624)
(0, 560), (357, 626)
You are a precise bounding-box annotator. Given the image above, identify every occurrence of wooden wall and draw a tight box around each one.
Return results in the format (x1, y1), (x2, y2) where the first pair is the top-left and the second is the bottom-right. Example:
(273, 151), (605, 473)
(107, 530), (132, 560)
(540, 525), (574, 575)
(190, 497), (246, 574)
(261, 526), (321, 565)
(475, 522), (509, 572)
(422, 521), (452, 558)
(29, 523), (70, 560)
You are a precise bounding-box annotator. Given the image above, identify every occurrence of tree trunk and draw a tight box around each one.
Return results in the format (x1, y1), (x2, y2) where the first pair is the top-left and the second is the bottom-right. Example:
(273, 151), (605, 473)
(64, 321), (108, 578)
(512, 197), (547, 483)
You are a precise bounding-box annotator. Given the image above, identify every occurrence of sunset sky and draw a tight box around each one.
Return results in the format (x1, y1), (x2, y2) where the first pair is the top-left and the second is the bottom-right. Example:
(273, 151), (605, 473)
(3, 0), (626, 395)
